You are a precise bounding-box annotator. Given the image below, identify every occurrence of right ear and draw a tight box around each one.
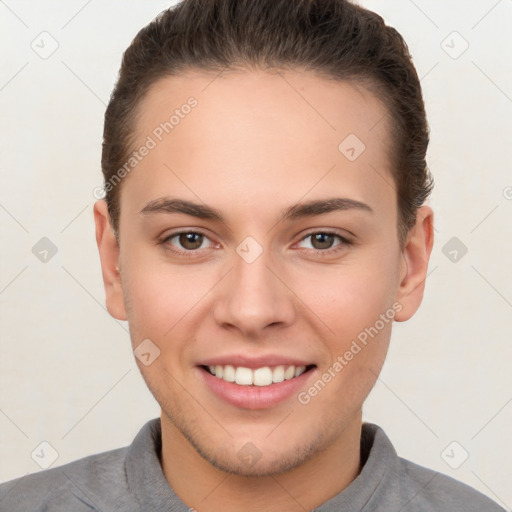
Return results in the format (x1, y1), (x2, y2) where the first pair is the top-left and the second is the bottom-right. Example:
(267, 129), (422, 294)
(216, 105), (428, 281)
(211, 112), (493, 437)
(93, 200), (127, 321)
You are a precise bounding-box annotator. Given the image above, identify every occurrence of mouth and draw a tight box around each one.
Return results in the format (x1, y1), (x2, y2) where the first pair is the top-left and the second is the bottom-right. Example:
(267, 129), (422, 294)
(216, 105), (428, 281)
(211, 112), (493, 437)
(196, 354), (318, 409)
(200, 364), (317, 387)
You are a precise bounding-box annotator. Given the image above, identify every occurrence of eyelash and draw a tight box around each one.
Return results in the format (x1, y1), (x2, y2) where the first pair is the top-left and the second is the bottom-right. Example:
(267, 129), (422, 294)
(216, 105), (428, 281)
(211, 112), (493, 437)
(159, 230), (353, 258)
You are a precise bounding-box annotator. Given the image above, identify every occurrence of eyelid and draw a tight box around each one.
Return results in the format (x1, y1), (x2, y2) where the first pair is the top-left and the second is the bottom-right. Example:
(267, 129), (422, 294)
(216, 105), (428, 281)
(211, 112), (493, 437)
(299, 227), (353, 240)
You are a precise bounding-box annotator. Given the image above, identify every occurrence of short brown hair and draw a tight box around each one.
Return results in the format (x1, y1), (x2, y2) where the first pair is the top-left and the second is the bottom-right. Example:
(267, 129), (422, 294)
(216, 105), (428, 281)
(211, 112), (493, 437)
(101, 0), (433, 246)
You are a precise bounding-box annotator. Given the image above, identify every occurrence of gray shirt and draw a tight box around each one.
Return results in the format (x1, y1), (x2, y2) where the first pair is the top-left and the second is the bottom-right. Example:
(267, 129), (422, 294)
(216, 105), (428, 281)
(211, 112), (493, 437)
(0, 418), (505, 511)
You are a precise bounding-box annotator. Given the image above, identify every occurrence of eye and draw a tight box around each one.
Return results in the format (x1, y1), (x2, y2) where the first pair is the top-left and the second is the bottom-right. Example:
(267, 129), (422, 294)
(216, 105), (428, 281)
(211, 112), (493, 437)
(297, 231), (351, 252)
(161, 231), (214, 253)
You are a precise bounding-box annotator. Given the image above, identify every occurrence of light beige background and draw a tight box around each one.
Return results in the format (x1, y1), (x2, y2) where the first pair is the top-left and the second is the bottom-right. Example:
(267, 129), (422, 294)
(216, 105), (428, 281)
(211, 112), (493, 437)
(1, 0), (511, 508)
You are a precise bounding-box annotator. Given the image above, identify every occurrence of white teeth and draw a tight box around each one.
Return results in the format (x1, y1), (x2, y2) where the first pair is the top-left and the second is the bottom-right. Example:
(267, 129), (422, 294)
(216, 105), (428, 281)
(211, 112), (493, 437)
(207, 364), (309, 386)
(235, 367), (253, 385)
(284, 366), (295, 380)
(223, 364), (235, 382)
(294, 366), (306, 378)
(253, 367), (273, 386)
(272, 365), (285, 383)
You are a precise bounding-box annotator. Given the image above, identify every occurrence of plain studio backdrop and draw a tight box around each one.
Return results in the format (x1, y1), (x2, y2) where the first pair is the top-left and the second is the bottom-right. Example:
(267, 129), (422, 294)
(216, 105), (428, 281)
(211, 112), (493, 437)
(0, 0), (511, 508)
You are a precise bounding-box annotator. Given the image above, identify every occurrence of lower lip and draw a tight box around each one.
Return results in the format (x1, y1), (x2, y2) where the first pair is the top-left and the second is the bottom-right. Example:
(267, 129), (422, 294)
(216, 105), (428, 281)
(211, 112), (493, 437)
(198, 366), (316, 410)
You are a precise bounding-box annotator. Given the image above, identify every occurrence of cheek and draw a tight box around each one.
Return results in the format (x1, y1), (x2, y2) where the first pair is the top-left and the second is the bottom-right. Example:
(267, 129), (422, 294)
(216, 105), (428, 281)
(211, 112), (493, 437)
(300, 247), (400, 340)
(300, 260), (397, 412)
(120, 254), (178, 339)
(120, 249), (218, 346)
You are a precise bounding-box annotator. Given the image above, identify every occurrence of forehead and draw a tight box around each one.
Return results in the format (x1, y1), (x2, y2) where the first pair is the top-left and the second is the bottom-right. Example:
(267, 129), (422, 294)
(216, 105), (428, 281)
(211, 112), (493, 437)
(136, 68), (391, 151)
(124, 68), (395, 220)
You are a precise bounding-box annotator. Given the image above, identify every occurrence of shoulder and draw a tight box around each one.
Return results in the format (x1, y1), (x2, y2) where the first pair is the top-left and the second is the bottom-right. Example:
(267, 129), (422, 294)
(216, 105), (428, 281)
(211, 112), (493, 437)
(0, 446), (137, 512)
(392, 455), (506, 511)
(360, 423), (506, 512)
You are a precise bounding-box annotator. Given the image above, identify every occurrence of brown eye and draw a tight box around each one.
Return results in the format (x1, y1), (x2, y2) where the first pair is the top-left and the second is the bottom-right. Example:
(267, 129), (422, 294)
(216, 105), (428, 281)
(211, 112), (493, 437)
(178, 232), (204, 250)
(310, 233), (336, 250)
(160, 231), (212, 256)
(296, 231), (351, 253)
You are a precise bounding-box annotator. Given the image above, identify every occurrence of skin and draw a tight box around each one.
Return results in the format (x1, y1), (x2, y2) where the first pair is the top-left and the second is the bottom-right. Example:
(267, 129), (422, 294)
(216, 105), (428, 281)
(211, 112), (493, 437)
(94, 69), (433, 511)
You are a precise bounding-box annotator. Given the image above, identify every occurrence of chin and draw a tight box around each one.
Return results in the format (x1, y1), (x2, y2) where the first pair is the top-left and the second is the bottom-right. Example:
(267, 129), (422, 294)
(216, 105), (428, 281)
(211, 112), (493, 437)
(201, 443), (316, 477)
(182, 421), (334, 477)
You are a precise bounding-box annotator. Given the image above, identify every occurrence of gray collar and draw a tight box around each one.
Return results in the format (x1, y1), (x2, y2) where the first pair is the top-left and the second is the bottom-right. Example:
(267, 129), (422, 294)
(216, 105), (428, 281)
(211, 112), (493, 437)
(125, 418), (394, 511)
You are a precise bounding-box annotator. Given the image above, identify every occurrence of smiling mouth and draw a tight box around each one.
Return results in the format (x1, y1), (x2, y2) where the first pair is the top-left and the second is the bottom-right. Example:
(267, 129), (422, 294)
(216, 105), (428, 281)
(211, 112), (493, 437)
(200, 364), (316, 387)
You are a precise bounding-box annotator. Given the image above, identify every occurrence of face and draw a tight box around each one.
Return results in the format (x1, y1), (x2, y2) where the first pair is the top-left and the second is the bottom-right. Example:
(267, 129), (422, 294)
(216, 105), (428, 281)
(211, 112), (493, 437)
(95, 69), (432, 477)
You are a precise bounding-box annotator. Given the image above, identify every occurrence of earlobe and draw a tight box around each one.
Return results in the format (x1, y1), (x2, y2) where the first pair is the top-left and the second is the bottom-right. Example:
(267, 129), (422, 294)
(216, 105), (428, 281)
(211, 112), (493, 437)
(93, 200), (127, 321)
(394, 206), (434, 322)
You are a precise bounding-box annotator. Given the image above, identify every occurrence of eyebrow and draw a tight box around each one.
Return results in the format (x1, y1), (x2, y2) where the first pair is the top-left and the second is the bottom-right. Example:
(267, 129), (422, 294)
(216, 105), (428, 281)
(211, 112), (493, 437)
(139, 196), (374, 222)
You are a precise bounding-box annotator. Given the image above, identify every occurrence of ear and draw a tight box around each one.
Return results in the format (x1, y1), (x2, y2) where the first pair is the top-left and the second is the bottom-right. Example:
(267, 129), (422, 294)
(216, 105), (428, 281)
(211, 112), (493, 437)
(394, 205), (434, 322)
(93, 200), (127, 321)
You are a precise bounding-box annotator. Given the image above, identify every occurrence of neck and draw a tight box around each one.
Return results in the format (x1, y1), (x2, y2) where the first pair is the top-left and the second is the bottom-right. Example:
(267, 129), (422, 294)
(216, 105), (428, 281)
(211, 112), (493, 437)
(160, 411), (363, 512)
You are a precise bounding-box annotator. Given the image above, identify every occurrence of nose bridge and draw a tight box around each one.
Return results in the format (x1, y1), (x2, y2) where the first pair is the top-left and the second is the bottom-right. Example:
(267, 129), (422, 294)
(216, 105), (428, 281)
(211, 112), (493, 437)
(212, 241), (295, 336)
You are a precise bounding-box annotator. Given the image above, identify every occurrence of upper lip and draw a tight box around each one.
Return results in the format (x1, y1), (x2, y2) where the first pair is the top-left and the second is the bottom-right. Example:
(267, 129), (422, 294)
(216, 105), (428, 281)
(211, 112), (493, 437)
(198, 355), (315, 369)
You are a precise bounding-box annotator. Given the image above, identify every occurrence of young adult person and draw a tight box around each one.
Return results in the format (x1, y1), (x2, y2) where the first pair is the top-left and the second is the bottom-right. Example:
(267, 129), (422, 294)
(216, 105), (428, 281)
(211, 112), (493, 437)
(0, 0), (505, 510)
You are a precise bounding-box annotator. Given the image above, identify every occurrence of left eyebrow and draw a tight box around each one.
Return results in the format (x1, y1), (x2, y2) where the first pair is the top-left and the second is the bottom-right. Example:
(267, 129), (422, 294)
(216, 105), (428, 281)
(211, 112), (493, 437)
(139, 196), (373, 223)
(279, 197), (374, 222)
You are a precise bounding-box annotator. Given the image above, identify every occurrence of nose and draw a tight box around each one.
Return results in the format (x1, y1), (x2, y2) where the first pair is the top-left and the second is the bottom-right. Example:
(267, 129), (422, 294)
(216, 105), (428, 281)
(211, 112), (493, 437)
(212, 247), (296, 338)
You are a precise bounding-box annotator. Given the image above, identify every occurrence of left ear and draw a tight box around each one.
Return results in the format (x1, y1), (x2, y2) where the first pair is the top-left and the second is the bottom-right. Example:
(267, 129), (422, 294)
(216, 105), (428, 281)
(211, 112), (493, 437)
(394, 205), (434, 322)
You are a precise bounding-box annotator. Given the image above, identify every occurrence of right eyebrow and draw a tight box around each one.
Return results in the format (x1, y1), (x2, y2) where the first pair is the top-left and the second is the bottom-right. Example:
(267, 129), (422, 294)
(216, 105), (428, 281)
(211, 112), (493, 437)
(140, 198), (224, 222)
